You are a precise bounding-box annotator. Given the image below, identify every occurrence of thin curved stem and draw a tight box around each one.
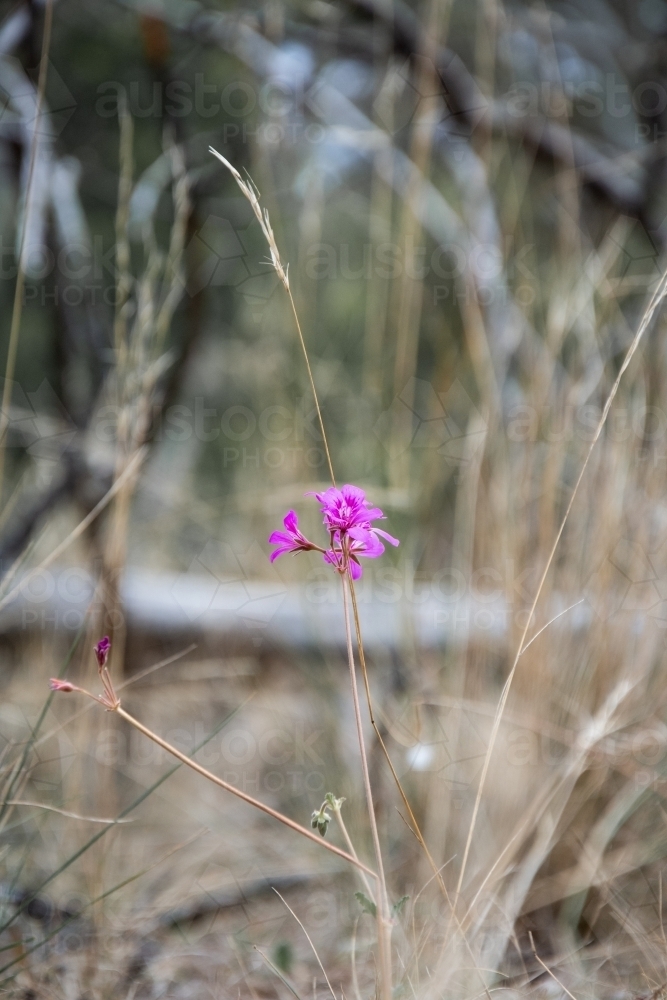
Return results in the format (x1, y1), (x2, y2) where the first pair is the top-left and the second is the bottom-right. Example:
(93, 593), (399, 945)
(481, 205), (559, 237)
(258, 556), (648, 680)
(113, 705), (376, 877)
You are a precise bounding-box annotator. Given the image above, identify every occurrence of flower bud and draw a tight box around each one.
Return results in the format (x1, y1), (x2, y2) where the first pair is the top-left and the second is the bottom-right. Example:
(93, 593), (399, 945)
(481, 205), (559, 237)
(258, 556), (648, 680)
(94, 636), (111, 669)
(49, 678), (75, 693)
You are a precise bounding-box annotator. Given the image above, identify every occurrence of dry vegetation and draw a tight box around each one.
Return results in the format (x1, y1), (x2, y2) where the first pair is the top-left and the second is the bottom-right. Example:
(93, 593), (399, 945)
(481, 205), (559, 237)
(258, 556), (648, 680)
(2, 0), (667, 997)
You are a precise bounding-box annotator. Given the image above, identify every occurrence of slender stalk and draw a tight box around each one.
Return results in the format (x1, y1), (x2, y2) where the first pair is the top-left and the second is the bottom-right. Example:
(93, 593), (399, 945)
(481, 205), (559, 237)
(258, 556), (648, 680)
(341, 576), (392, 1000)
(113, 706), (376, 878)
(285, 287), (335, 485)
(333, 805), (374, 901)
(348, 577), (493, 1000)
(0, 0), (54, 501)
(209, 148), (335, 484)
(348, 577), (448, 897)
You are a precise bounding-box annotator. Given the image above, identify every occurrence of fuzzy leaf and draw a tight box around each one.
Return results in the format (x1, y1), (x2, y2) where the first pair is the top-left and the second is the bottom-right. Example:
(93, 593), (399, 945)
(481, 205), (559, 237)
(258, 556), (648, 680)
(391, 895), (409, 918)
(354, 891), (377, 917)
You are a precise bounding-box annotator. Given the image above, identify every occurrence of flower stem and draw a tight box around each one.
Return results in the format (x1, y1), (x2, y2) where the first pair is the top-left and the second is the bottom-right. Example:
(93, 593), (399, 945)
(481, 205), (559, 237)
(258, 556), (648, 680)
(113, 705), (376, 878)
(285, 287), (336, 486)
(341, 575), (392, 1000)
(333, 805), (374, 902)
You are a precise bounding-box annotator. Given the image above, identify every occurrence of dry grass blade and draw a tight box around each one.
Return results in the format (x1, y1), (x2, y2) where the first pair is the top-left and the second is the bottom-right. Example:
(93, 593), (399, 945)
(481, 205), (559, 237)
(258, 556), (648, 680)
(529, 932), (579, 1000)
(208, 147), (288, 288)
(0, 0), (54, 501)
(519, 599), (585, 656)
(272, 889), (337, 1000)
(3, 801), (133, 824)
(456, 266), (667, 899)
(253, 945), (305, 1000)
(209, 146), (335, 483)
(0, 446), (147, 613)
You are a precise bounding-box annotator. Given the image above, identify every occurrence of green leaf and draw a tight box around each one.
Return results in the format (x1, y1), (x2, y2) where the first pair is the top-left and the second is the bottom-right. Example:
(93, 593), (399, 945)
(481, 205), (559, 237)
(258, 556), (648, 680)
(391, 895), (409, 918)
(354, 891), (377, 917)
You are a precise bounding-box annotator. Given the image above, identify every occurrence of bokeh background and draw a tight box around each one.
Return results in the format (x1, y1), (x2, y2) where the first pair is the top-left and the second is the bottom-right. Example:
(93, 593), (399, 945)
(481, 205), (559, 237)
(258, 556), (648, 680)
(3, 0), (667, 996)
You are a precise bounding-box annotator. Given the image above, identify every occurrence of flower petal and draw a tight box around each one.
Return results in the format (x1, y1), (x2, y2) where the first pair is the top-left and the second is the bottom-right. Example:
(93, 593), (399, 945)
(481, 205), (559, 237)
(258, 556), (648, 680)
(374, 528), (400, 547)
(348, 557), (363, 580)
(283, 509), (299, 533)
(347, 525), (373, 543)
(341, 484), (366, 504)
(268, 530), (293, 546)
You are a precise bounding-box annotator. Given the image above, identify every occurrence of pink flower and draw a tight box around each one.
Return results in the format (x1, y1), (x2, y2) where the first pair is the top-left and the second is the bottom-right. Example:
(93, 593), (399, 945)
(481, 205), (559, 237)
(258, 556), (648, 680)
(311, 485), (399, 578)
(309, 484), (384, 533)
(323, 532), (385, 580)
(269, 510), (319, 563)
(94, 636), (111, 669)
(269, 485), (399, 579)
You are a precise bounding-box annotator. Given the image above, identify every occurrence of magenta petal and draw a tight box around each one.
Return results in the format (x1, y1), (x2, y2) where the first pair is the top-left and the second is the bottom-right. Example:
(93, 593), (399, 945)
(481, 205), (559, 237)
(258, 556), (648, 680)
(374, 528), (400, 547)
(347, 527), (385, 557)
(348, 558), (363, 580)
(283, 509), (299, 532)
(363, 507), (385, 522)
(341, 484), (366, 503)
(359, 535), (385, 558)
(347, 525), (373, 543)
(269, 530), (292, 546)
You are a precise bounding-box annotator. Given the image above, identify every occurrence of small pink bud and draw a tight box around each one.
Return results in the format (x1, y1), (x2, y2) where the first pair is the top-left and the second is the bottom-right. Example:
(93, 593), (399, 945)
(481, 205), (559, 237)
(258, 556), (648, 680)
(94, 636), (111, 668)
(50, 678), (75, 693)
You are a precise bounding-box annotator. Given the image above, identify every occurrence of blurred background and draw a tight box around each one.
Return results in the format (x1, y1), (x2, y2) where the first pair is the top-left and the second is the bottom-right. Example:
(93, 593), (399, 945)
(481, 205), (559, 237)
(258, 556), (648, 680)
(2, 0), (667, 995)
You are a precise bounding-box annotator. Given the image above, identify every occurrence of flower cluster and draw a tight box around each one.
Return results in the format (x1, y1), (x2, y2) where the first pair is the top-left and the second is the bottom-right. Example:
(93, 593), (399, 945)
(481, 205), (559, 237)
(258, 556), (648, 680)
(269, 484), (399, 580)
(50, 635), (119, 711)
